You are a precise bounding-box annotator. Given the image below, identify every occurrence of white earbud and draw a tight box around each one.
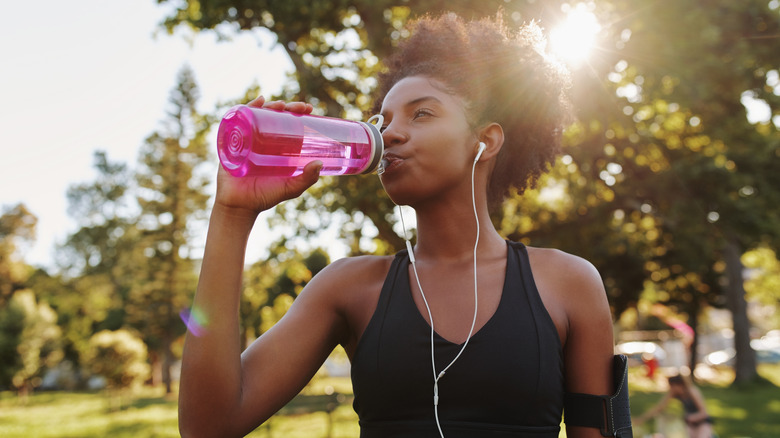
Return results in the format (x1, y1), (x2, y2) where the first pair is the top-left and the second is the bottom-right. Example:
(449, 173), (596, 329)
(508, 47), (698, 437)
(475, 141), (487, 162)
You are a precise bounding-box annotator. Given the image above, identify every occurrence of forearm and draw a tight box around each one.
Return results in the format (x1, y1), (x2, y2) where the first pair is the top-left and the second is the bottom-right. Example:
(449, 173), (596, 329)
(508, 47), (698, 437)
(685, 410), (710, 425)
(179, 205), (258, 437)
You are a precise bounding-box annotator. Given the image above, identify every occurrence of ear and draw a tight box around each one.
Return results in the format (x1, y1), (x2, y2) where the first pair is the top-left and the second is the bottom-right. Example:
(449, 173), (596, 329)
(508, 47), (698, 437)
(476, 123), (504, 162)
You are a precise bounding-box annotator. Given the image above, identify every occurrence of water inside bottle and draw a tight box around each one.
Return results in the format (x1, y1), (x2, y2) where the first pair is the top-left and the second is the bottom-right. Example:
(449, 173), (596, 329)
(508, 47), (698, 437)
(218, 105), (376, 177)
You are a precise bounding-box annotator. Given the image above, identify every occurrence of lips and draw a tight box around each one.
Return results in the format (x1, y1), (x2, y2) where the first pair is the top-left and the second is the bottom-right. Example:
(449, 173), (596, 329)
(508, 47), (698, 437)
(379, 153), (403, 174)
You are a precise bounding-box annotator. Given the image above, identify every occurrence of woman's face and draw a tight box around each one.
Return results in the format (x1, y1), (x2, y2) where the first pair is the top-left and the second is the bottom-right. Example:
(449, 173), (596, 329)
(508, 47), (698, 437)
(378, 76), (478, 206)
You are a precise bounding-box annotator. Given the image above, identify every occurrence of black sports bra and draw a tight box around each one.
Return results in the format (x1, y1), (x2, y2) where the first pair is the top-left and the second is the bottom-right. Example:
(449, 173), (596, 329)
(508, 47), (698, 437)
(350, 241), (564, 437)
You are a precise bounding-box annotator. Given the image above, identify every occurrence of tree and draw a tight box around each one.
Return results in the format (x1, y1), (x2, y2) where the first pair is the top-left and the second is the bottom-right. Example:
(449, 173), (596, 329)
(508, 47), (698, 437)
(241, 246), (329, 349)
(0, 203), (37, 308)
(156, 1), (560, 257)
(60, 151), (136, 278)
(743, 246), (780, 330)
(54, 151), (139, 367)
(568, 0), (780, 383)
(157, 1), (780, 384)
(0, 290), (63, 396)
(497, 0), (780, 382)
(129, 65), (212, 394)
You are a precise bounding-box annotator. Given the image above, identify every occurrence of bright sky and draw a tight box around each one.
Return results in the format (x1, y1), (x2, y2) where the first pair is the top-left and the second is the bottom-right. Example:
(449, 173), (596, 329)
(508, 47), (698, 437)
(1, 0), (293, 269)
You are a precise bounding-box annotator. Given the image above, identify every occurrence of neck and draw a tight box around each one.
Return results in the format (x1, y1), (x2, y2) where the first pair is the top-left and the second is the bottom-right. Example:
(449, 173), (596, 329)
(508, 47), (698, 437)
(406, 192), (505, 263)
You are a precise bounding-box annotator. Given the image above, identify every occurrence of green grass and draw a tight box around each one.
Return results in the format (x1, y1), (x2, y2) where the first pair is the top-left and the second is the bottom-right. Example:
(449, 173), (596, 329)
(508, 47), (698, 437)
(629, 364), (780, 438)
(0, 380), (359, 438)
(2, 367), (779, 437)
(0, 388), (180, 438)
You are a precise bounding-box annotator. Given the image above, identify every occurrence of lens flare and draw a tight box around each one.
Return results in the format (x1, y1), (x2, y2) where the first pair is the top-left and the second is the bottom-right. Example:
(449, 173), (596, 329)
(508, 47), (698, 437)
(180, 307), (208, 337)
(550, 4), (601, 66)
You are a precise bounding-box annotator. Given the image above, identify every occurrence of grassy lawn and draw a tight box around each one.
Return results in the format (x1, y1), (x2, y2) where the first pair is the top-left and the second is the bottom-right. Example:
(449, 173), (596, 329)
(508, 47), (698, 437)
(628, 364), (780, 438)
(1, 366), (778, 437)
(0, 379), (359, 438)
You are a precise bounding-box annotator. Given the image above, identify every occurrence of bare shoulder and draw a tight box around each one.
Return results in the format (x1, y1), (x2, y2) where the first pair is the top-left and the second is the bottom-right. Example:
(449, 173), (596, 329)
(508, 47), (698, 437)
(309, 254), (395, 293)
(304, 253), (395, 354)
(526, 246), (607, 305)
(283, 253), (395, 317)
(525, 246), (611, 344)
(526, 247), (602, 287)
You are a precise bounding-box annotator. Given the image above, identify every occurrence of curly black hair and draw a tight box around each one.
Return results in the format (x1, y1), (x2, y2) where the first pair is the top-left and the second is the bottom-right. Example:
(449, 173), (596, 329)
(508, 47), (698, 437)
(373, 13), (572, 209)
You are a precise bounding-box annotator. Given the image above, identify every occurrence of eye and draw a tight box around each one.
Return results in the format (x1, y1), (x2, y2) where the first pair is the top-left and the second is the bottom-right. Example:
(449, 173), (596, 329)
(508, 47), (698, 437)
(413, 108), (433, 119)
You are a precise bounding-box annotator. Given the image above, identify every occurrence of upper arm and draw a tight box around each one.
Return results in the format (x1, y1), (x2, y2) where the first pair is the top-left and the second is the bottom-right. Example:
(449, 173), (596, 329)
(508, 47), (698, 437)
(229, 258), (360, 434)
(562, 257), (615, 437)
(561, 256), (615, 395)
(532, 249), (615, 438)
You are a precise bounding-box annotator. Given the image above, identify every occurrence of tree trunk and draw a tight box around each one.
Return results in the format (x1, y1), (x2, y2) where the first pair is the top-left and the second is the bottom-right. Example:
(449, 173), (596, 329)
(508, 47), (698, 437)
(688, 305), (699, 378)
(162, 337), (174, 395)
(723, 236), (758, 384)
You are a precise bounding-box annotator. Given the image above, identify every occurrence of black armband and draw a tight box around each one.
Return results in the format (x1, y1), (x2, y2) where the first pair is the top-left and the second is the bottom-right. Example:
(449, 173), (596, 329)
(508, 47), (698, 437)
(563, 354), (633, 437)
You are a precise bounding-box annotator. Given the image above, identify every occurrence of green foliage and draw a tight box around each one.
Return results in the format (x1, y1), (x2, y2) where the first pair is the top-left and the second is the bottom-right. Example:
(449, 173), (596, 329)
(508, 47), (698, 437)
(241, 247), (331, 346)
(55, 151), (139, 369)
(9, 0), (772, 401)
(156, 0), (574, 257)
(0, 296), (26, 389)
(0, 204), (37, 308)
(83, 330), (150, 391)
(158, 0), (777, 289)
(742, 246), (780, 329)
(495, 0), (780, 381)
(60, 151), (136, 277)
(743, 246), (780, 304)
(155, 2), (780, 383)
(0, 290), (62, 393)
(51, 66), (213, 394)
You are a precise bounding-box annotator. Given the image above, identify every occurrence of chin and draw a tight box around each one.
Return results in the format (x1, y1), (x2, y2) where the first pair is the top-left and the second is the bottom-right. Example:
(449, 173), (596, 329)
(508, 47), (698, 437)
(381, 186), (416, 208)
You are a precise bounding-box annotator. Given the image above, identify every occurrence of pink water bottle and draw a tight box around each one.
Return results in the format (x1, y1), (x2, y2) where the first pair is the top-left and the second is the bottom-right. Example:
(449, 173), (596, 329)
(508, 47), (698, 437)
(217, 105), (384, 177)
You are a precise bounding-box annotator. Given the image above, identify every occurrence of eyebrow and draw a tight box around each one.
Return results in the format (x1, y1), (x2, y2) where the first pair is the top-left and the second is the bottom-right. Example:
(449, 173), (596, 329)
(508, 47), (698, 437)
(405, 95), (443, 107)
(381, 95), (444, 118)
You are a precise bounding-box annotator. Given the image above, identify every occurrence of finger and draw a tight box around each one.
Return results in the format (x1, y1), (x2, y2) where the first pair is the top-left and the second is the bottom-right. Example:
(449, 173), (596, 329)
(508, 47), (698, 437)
(284, 102), (314, 114)
(285, 160), (322, 198)
(300, 160), (323, 187)
(262, 100), (287, 111)
(247, 96), (266, 108)
(303, 159), (323, 180)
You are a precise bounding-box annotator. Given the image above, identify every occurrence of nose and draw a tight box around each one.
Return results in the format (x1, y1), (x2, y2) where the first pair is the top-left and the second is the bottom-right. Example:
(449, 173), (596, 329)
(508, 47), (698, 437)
(381, 120), (407, 148)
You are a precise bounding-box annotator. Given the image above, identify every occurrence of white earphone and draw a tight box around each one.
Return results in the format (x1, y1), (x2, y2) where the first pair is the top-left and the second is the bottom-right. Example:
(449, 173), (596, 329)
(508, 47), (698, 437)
(475, 141), (486, 162)
(393, 140), (485, 438)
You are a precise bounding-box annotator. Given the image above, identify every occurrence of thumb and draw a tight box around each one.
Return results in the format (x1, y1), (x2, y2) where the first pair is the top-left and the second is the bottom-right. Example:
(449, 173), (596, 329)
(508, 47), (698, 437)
(285, 160), (322, 197)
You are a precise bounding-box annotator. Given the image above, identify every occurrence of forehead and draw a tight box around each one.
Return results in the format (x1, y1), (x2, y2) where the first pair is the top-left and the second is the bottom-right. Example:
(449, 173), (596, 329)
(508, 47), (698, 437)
(380, 76), (464, 114)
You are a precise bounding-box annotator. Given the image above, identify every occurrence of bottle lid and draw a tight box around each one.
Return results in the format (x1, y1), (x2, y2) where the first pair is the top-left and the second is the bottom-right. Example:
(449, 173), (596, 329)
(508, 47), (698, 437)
(362, 114), (385, 174)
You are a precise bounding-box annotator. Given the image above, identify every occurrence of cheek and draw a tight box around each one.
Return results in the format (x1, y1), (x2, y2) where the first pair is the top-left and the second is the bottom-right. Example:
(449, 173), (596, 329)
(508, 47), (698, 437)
(420, 140), (474, 175)
(416, 129), (473, 165)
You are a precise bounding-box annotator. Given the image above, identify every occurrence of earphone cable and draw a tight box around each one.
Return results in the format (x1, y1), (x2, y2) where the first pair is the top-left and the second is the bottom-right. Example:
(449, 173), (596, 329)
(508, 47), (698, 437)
(396, 154), (481, 438)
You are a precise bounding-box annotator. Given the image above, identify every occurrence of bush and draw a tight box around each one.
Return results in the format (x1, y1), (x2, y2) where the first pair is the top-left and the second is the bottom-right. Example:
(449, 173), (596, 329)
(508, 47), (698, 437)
(83, 330), (149, 391)
(0, 290), (63, 394)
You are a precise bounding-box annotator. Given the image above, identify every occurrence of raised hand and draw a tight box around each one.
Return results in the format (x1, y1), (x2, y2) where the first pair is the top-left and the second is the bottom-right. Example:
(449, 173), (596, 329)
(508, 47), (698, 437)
(214, 96), (321, 217)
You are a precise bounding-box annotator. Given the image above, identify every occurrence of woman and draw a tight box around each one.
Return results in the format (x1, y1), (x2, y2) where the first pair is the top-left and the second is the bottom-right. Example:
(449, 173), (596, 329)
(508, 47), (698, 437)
(635, 375), (714, 438)
(179, 13), (622, 438)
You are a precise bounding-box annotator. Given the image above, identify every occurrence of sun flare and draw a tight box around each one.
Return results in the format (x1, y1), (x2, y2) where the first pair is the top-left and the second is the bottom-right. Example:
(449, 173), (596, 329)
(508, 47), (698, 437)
(549, 5), (601, 66)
